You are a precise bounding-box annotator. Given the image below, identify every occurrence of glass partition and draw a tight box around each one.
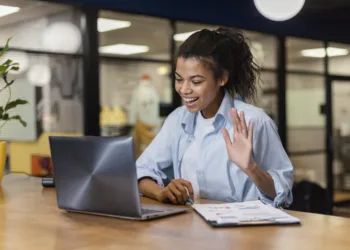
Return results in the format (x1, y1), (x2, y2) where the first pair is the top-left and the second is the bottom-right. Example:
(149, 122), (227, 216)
(287, 74), (326, 186)
(329, 43), (350, 76)
(287, 38), (325, 73)
(99, 10), (171, 60)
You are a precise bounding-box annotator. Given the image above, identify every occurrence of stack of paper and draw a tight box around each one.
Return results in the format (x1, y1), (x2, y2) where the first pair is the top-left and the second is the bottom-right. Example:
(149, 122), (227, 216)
(192, 200), (300, 227)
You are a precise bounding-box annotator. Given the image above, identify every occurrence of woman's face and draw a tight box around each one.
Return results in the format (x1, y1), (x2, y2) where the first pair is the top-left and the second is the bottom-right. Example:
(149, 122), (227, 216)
(175, 57), (226, 118)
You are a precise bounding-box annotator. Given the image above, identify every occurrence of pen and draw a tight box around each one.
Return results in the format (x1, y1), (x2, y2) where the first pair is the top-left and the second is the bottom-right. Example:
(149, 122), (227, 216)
(184, 186), (194, 205)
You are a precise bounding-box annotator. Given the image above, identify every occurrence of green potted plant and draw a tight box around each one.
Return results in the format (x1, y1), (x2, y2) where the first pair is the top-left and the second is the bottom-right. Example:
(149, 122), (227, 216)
(0, 38), (28, 183)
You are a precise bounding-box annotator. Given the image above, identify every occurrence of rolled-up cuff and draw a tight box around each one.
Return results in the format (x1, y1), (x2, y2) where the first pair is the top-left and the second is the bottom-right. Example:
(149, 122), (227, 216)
(137, 166), (166, 187)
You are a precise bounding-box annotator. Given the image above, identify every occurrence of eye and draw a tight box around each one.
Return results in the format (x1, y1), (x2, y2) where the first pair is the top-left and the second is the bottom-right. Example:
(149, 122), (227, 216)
(175, 78), (183, 82)
(192, 81), (202, 84)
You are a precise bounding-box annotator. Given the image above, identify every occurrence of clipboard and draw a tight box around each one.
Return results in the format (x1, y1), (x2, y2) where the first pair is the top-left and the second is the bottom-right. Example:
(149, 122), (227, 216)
(192, 200), (301, 227)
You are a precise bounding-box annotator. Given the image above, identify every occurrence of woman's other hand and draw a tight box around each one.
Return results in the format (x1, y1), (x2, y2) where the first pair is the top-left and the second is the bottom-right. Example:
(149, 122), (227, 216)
(156, 178), (194, 205)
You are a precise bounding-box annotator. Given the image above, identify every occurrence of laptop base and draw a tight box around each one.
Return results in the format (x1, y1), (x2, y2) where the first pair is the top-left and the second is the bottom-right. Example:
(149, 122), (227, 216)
(65, 205), (189, 221)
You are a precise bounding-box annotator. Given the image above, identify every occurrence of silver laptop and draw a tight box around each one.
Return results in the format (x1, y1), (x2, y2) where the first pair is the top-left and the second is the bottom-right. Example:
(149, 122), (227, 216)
(49, 136), (188, 220)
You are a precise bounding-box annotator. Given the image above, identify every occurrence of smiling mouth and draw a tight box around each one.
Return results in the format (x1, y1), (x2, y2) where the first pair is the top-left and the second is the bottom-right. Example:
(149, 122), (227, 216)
(183, 97), (199, 104)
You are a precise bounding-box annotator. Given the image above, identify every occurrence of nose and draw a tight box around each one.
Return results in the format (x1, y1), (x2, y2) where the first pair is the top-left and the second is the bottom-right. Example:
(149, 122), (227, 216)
(179, 81), (192, 95)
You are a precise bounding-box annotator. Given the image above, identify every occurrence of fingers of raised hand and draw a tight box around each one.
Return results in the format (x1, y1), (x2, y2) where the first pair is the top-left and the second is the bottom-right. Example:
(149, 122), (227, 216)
(221, 128), (232, 147)
(232, 108), (241, 134)
(248, 122), (254, 142)
(232, 108), (250, 139)
(239, 111), (248, 138)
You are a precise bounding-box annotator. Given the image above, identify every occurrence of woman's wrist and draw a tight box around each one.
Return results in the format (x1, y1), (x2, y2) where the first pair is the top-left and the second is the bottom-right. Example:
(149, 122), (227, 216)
(139, 178), (164, 201)
(239, 161), (257, 174)
(243, 162), (260, 178)
(154, 188), (165, 202)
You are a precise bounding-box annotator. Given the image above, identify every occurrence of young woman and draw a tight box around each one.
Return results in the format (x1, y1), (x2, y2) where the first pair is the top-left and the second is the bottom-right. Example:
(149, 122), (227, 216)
(136, 27), (293, 208)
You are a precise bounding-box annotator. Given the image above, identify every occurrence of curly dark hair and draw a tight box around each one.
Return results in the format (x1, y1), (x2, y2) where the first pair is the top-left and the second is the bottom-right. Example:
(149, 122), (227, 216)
(177, 27), (259, 102)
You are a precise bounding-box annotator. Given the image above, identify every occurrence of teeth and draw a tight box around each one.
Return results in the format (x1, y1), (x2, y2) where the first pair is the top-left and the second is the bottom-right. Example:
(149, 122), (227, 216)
(183, 97), (198, 102)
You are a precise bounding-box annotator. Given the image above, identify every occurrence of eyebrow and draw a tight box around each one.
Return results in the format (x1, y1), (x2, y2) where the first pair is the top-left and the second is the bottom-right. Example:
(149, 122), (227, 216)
(175, 72), (205, 79)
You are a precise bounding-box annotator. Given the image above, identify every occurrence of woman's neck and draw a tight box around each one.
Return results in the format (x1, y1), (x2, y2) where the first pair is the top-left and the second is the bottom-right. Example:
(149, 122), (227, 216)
(201, 90), (225, 119)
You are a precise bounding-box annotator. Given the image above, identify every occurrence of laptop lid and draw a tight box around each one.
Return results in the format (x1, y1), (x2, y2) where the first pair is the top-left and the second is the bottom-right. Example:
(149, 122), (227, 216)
(49, 136), (142, 218)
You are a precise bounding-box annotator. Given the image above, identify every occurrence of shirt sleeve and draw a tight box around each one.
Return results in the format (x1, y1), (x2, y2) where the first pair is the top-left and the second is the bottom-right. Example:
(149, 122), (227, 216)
(252, 118), (294, 207)
(136, 108), (180, 187)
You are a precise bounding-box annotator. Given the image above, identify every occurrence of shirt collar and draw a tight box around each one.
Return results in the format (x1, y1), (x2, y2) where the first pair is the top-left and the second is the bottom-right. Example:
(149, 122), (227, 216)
(181, 90), (234, 134)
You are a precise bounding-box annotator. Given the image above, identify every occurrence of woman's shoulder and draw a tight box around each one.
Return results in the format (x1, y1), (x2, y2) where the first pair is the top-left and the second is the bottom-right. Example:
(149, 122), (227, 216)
(234, 99), (275, 127)
(163, 105), (188, 125)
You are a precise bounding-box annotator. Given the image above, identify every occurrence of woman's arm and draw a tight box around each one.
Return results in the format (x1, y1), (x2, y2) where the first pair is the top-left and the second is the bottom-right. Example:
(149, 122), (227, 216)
(139, 177), (194, 204)
(136, 109), (179, 188)
(222, 108), (293, 207)
(138, 178), (165, 201)
(244, 163), (276, 200)
(136, 107), (194, 205)
(250, 118), (294, 207)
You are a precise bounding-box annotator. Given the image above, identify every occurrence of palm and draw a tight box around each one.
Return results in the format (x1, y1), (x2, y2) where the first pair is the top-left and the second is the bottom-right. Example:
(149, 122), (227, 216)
(222, 108), (254, 172)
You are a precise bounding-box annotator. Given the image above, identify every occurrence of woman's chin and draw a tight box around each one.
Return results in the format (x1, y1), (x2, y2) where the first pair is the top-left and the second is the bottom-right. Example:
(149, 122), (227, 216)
(186, 107), (199, 113)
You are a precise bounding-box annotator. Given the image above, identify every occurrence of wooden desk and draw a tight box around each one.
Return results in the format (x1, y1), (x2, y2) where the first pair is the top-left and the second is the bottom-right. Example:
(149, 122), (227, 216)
(1, 174), (350, 250)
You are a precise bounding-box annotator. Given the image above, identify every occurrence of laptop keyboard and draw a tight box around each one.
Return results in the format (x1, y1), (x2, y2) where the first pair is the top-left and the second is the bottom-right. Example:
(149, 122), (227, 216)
(141, 208), (163, 215)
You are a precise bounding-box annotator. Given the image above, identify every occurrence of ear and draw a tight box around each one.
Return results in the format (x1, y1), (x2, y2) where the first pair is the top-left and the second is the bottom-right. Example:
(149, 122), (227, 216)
(219, 71), (229, 87)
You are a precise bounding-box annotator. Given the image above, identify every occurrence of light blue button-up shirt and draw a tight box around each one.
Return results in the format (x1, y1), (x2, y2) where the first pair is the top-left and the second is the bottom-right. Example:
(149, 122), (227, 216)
(136, 91), (294, 207)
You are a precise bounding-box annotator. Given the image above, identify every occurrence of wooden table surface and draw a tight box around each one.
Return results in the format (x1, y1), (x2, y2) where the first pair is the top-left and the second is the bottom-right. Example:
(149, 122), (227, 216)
(0, 174), (350, 250)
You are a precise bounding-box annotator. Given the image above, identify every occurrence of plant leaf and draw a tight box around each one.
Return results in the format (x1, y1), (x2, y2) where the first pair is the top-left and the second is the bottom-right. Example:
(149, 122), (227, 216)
(0, 65), (8, 72)
(5, 99), (28, 111)
(0, 38), (28, 128)
(3, 59), (13, 66)
(9, 115), (27, 127)
(0, 37), (11, 57)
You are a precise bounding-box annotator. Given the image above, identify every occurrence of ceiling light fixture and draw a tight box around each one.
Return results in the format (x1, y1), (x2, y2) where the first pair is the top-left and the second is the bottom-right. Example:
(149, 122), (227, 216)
(98, 18), (131, 32)
(301, 47), (349, 58)
(174, 31), (198, 42)
(253, 0), (305, 21)
(0, 5), (20, 18)
(157, 66), (169, 76)
(41, 22), (82, 53)
(99, 44), (149, 55)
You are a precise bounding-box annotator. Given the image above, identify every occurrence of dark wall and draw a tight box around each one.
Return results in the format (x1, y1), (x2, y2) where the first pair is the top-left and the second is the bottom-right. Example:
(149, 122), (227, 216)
(43, 0), (350, 43)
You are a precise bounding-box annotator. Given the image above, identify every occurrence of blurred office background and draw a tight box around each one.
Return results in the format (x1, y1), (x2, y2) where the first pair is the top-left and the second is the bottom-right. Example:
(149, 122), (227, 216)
(1, 0), (350, 216)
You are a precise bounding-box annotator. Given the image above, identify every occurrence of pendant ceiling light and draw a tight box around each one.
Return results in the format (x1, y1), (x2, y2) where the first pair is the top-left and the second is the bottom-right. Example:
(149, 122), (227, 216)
(254, 0), (305, 21)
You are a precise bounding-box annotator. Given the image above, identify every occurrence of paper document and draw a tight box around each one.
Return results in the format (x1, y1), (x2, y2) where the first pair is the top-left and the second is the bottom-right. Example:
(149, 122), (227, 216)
(192, 200), (300, 226)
